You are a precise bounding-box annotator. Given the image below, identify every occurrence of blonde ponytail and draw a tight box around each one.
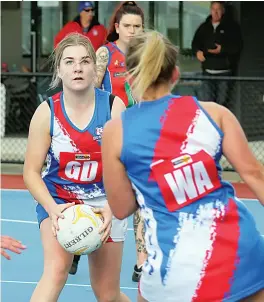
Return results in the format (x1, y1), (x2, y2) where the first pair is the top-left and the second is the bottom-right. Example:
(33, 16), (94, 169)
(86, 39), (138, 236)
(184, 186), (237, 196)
(127, 31), (165, 100)
(126, 30), (178, 101)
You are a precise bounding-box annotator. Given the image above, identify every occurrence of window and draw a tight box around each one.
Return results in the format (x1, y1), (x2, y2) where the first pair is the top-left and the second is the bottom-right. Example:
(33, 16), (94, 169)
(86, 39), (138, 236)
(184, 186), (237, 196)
(182, 1), (210, 49)
(21, 1), (62, 56)
(41, 5), (62, 55)
(98, 2), (120, 28)
(21, 1), (31, 55)
(154, 1), (180, 46)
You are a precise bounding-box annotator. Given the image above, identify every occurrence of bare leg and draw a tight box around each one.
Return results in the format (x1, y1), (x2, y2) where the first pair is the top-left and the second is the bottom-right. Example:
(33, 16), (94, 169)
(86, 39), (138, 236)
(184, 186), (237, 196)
(30, 218), (73, 302)
(88, 242), (130, 302)
(132, 209), (147, 282)
(134, 209), (147, 267)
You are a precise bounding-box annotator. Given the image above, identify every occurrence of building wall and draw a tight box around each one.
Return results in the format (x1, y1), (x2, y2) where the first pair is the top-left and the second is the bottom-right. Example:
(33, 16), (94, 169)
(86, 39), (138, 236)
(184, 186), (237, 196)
(1, 5), (27, 68)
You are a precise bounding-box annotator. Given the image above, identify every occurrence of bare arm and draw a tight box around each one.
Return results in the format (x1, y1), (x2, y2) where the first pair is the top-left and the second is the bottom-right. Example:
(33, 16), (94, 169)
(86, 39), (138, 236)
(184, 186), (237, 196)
(220, 106), (264, 205)
(111, 96), (126, 119)
(23, 102), (57, 214)
(102, 119), (138, 220)
(95, 46), (109, 88)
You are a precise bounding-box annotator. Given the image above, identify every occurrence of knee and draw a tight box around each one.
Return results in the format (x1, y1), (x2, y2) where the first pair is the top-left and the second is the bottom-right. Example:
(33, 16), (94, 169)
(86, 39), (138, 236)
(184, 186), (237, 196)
(95, 289), (120, 302)
(43, 261), (69, 286)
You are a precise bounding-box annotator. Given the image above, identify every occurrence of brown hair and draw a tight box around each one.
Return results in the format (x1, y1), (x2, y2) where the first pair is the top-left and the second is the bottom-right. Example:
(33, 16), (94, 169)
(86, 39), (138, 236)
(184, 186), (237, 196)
(126, 31), (179, 100)
(50, 33), (96, 89)
(107, 1), (144, 42)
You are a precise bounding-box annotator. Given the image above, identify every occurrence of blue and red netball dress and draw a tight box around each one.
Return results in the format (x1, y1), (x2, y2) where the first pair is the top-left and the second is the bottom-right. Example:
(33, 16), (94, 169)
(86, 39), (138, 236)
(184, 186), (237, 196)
(120, 94), (264, 301)
(37, 88), (127, 241)
(101, 42), (134, 108)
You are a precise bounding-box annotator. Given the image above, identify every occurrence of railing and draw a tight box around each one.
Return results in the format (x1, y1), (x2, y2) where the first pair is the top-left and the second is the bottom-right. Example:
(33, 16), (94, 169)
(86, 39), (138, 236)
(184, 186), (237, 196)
(1, 72), (264, 171)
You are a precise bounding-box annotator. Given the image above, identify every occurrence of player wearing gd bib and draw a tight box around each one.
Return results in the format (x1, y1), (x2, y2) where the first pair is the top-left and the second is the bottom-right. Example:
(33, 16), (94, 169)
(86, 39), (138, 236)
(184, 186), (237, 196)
(24, 33), (130, 302)
(102, 31), (264, 302)
(39, 89), (127, 240)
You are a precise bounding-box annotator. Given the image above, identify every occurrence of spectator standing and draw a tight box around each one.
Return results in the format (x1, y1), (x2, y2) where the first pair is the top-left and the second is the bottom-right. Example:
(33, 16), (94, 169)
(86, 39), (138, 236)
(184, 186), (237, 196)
(192, 1), (243, 105)
(54, 1), (107, 51)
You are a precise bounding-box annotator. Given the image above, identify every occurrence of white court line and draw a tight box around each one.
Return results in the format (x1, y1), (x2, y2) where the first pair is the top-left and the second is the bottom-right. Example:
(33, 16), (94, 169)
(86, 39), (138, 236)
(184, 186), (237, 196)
(0, 218), (134, 231)
(240, 198), (259, 201)
(1, 218), (38, 225)
(0, 280), (138, 290)
(2, 219), (263, 236)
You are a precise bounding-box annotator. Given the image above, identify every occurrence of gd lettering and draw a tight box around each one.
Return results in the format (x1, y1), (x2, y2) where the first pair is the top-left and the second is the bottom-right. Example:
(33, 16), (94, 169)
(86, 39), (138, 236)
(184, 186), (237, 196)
(65, 161), (98, 182)
(59, 152), (102, 184)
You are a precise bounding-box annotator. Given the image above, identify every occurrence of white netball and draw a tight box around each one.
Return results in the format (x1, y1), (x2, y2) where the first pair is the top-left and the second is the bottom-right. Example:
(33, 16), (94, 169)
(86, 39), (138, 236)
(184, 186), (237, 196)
(57, 204), (103, 255)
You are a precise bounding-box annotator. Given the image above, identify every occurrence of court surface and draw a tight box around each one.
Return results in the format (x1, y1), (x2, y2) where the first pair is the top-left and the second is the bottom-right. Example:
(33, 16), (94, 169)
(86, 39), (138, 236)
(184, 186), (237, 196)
(1, 176), (264, 301)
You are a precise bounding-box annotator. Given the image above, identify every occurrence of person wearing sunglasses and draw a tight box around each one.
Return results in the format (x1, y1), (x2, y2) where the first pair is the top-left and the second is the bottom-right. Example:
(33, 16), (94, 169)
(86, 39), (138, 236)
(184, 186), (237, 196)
(54, 1), (107, 52)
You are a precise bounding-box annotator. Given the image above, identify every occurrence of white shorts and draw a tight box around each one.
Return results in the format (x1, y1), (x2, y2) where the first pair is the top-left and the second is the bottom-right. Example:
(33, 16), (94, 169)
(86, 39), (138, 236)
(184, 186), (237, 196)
(84, 196), (128, 242)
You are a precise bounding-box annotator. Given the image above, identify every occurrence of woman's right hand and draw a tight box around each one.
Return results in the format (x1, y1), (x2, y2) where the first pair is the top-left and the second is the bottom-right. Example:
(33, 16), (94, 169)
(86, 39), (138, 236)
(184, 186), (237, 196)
(47, 202), (75, 237)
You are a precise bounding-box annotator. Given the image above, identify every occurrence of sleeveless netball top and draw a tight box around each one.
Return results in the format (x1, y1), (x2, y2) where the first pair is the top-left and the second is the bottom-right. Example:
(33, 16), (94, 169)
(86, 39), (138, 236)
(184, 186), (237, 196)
(101, 42), (134, 108)
(42, 88), (111, 206)
(121, 95), (264, 302)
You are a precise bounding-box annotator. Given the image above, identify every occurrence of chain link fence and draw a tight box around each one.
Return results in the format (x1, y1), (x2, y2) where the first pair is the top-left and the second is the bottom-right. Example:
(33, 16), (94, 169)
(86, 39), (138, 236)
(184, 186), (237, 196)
(173, 74), (264, 170)
(1, 72), (264, 170)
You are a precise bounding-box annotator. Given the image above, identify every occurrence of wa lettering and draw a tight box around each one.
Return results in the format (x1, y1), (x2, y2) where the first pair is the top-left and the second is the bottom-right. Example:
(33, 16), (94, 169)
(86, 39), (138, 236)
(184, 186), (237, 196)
(164, 161), (213, 204)
(65, 161), (98, 182)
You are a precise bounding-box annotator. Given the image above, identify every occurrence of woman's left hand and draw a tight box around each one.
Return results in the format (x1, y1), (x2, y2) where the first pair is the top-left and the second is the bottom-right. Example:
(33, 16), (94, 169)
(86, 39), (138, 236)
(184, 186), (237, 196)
(93, 203), (112, 244)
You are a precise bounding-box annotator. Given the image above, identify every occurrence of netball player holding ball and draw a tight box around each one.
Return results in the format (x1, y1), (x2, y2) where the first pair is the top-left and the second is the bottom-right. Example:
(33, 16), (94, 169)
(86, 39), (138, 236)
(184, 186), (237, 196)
(24, 33), (130, 302)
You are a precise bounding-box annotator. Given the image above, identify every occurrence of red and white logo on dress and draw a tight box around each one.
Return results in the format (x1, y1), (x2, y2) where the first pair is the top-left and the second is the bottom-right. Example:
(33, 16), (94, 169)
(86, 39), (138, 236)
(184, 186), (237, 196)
(58, 152), (102, 184)
(95, 127), (103, 136)
(151, 150), (222, 211)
